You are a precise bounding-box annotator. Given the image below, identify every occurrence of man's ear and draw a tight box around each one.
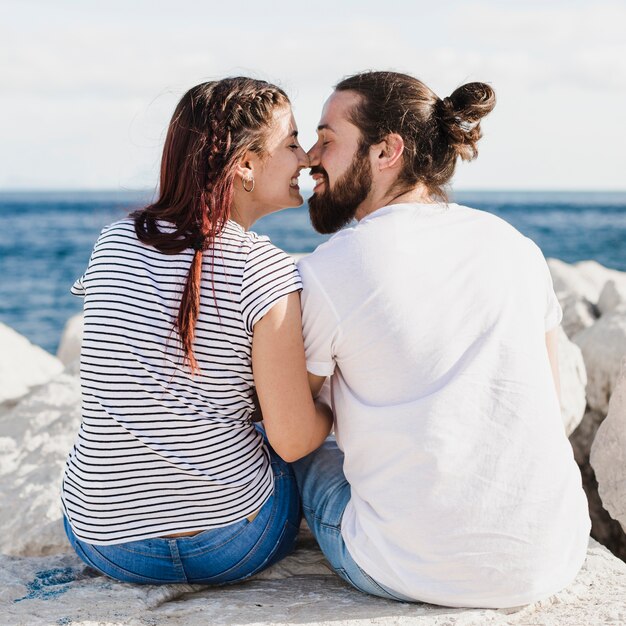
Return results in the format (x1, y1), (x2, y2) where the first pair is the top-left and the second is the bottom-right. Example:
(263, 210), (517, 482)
(374, 133), (404, 171)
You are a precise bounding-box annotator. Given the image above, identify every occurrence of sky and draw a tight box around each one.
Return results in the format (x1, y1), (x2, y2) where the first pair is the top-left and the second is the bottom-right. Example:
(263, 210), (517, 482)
(1, 0), (625, 191)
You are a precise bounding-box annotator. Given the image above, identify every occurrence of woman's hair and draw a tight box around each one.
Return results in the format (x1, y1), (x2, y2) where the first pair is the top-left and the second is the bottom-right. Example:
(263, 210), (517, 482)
(335, 71), (496, 200)
(133, 78), (289, 372)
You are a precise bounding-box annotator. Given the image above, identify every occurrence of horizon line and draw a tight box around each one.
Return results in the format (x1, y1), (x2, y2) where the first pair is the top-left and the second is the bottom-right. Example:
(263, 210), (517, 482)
(1, 187), (626, 195)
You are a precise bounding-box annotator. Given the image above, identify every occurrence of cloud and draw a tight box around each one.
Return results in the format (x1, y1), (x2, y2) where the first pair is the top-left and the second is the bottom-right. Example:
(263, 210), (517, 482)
(451, 1), (625, 46)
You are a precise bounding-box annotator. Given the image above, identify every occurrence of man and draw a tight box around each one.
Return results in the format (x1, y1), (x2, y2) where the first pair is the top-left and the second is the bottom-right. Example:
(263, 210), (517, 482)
(294, 71), (589, 608)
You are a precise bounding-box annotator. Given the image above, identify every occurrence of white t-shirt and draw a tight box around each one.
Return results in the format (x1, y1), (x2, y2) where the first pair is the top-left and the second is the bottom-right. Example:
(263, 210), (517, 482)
(62, 218), (301, 545)
(298, 202), (590, 609)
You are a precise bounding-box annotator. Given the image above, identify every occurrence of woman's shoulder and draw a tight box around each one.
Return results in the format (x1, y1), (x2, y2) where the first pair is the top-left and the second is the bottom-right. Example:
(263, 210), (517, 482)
(226, 223), (292, 262)
(96, 216), (137, 237)
(92, 217), (138, 249)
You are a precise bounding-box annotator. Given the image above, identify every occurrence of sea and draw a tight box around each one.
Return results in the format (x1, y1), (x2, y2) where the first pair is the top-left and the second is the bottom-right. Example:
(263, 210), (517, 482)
(1, 190), (624, 354)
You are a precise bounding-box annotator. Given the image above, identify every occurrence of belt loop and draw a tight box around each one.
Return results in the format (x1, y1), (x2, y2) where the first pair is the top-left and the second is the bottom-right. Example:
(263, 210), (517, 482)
(168, 538), (188, 583)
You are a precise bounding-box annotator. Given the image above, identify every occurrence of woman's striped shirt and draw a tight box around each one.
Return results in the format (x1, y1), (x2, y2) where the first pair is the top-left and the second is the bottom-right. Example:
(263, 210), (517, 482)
(61, 218), (302, 545)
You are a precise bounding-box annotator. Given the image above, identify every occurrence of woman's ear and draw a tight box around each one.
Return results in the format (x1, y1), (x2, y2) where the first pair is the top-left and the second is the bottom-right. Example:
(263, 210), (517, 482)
(375, 133), (405, 171)
(236, 152), (255, 181)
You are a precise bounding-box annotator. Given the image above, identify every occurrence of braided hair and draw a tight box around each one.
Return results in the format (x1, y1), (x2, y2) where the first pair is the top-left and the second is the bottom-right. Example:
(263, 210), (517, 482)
(133, 78), (289, 372)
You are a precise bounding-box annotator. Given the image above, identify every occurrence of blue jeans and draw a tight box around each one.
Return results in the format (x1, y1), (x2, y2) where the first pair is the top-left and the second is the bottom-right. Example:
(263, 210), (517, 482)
(292, 437), (412, 602)
(63, 449), (301, 585)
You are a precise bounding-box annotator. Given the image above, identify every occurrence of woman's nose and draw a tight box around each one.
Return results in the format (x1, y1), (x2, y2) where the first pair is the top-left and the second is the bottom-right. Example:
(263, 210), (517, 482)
(298, 148), (310, 168)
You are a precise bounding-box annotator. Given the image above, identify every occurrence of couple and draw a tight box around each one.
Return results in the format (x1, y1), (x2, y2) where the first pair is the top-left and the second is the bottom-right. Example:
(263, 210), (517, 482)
(61, 72), (590, 609)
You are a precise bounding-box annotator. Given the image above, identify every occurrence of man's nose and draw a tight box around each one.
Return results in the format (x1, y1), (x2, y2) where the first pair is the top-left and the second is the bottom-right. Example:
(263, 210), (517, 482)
(307, 143), (320, 167)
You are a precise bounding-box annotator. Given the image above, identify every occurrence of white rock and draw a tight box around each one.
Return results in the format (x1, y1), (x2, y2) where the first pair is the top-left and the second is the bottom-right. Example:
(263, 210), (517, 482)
(598, 280), (626, 316)
(576, 261), (626, 302)
(574, 310), (626, 414)
(548, 259), (601, 304)
(2, 539), (625, 625)
(559, 292), (598, 339)
(591, 359), (626, 534)
(569, 408), (626, 560)
(0, 372), (81, 556)
(56, 312), (83, 371)
(0, 322), (64, 406)
(558, 327), (587, 436)
(548, 259), (625, 306)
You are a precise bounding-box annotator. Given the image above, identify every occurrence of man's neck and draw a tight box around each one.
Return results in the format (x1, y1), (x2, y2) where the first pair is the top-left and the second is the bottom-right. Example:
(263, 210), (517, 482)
(354, 185), (434, 221)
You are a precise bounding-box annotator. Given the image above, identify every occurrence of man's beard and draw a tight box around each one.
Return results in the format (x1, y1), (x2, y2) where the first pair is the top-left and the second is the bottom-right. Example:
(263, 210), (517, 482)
(308, 146), (372, 234)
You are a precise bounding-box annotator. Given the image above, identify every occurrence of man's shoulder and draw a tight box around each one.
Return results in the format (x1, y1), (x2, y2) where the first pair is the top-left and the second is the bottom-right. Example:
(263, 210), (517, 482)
(297, 229), (364, 303)
(298, 226), (359, 273)
(454, 202), (524, 236)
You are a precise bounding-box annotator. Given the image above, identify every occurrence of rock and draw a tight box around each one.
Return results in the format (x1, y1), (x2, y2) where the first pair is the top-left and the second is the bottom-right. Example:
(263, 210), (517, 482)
(56, 313), (83, 374)
(591, 360), (626, 534)
(0, 322), (64, 407)
(548, 259), (603, 304)
(598, 280), (626, 316)
(573, 310), (626, 414)
(558, 327), (587, 436)
(2, 539), (626, 625)
(547, 259), (606, 338)
(559, 293), (598, 338)
(569, 409), (605, 463)
(548, 258), (625, 304)
(570, 410), (626, 562)
(576, 261), (626, 302)
(0, 372), (81, 556)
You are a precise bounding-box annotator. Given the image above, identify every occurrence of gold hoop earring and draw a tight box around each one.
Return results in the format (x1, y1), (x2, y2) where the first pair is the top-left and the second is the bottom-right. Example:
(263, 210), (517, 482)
(242, 177), (255, 193)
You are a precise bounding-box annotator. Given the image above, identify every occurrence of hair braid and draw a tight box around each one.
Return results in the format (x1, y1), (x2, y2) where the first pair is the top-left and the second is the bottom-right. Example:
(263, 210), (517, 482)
(131, 77), (289, 373)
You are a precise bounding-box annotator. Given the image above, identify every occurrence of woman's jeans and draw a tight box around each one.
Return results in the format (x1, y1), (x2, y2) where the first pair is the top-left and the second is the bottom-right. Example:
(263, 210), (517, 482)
(292, 437), (412, 602)
(63, 449), (301, 585)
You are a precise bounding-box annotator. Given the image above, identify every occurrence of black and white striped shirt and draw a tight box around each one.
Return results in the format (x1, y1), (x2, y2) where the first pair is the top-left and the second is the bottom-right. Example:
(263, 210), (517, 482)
(61, 218), (302, 545)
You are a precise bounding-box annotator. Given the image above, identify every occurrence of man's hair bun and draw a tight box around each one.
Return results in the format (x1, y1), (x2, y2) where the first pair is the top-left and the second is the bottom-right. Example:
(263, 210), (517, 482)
(436, 83), (496, 161)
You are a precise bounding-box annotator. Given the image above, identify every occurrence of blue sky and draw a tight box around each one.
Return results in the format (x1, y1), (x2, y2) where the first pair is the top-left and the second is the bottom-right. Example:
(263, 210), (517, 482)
(1, 0), (624, 190)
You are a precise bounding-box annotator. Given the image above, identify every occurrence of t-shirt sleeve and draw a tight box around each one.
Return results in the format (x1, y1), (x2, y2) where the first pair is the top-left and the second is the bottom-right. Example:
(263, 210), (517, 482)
(70, 223), (115, 298)
(527, 239), (563, 331)
(70, 275), (86, 297)
(70, 226), (106, 297)
(544, 276), (563, 331)
(240, 238), (302, 333)
(298, 257), (340, 377)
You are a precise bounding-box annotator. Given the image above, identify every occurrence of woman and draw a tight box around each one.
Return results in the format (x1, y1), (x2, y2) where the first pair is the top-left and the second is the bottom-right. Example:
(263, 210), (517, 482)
(61, 77), (333, 585)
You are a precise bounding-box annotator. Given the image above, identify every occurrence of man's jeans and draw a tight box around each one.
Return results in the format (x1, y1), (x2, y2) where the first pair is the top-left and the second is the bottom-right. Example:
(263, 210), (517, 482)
(63, 449), (301, 585)
(293, 437), (412, 602)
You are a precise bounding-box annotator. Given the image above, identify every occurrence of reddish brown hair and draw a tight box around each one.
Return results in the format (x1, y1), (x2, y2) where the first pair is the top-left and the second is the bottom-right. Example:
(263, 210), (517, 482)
(133, 78), (289, 372)
(335, 71), (496, 200)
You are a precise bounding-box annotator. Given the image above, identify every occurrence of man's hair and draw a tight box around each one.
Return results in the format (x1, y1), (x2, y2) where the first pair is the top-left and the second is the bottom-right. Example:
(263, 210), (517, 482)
(335, 71), (496, 200)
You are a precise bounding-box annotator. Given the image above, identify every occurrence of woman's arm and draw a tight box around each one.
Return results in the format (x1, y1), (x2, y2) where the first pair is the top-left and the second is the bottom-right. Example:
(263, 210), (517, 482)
(252, 291), (333, 462)
(308, 372), (327, 398)
(545, 327), (561, 404)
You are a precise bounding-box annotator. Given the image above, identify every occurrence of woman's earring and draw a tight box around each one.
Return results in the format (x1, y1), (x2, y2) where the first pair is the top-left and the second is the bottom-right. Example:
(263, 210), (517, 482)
(242, 176), (255, 193)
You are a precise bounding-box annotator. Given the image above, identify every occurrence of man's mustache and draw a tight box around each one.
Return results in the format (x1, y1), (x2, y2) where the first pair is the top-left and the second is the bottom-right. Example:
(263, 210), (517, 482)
(309, 166), (327, 178)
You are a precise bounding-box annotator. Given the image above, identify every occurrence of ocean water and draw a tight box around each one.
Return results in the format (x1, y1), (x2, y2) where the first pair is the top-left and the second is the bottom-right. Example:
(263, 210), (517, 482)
(0, 190), (624, 354)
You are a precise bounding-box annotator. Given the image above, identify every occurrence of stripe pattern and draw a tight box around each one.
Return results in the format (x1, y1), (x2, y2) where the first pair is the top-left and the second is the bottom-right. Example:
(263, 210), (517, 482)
(61, 218), (302, 545)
